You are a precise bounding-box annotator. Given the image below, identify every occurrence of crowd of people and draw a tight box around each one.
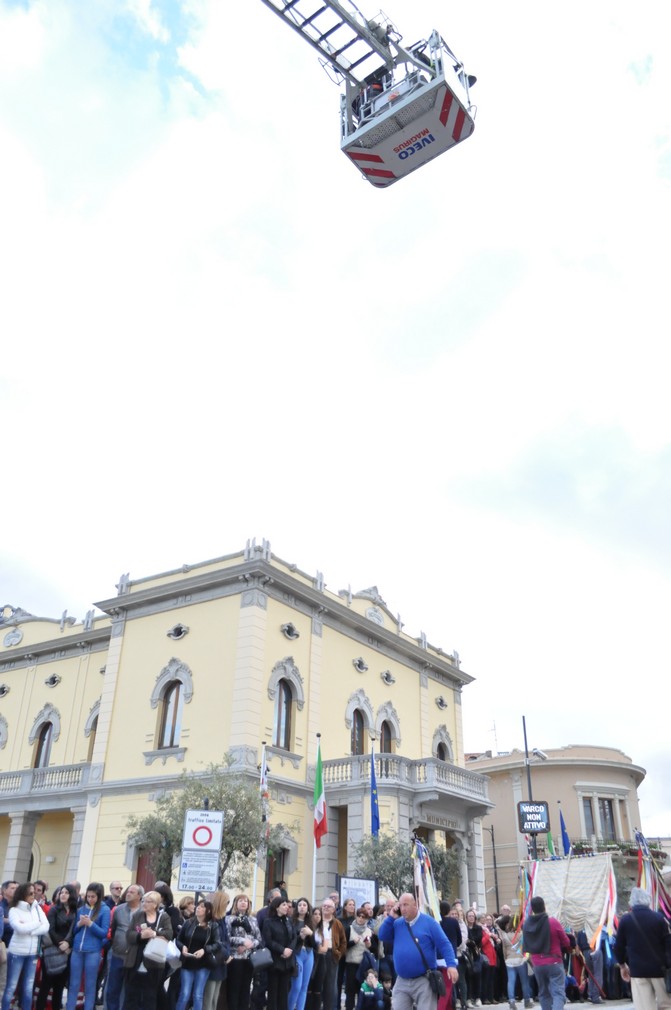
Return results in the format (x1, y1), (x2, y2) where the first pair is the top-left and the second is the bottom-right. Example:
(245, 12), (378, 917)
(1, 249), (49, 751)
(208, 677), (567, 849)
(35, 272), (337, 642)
(1, 878), (669, 1010)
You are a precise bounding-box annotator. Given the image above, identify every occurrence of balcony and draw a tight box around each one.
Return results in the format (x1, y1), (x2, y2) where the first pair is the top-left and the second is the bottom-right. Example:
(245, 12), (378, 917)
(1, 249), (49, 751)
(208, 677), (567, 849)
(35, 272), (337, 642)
(534, 837), (668, 863)
(324, 753), (490, 805)
(0, 763), (94, 799)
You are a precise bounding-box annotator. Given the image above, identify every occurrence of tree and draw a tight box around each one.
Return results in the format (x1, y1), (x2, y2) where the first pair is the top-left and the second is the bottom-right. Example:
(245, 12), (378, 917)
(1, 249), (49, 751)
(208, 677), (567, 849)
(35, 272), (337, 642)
(352, 832), (463, 901)
(126, 755), (296, 891)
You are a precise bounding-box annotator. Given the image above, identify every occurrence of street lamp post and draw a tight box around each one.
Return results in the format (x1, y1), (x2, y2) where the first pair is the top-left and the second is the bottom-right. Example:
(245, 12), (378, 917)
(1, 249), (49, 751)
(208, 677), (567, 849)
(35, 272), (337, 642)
(484, 823), (501, 912)
(522, 715), (538, 860)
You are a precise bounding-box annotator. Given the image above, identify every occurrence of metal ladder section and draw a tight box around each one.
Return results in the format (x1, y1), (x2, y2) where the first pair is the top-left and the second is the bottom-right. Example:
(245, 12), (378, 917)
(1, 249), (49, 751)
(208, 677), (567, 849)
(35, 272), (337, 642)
(258, 0), (393, 84)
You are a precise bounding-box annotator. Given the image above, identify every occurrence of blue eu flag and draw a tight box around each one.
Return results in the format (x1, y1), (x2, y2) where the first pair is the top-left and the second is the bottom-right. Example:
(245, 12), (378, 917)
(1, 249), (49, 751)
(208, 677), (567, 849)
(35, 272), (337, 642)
(371, 747), (380, 837)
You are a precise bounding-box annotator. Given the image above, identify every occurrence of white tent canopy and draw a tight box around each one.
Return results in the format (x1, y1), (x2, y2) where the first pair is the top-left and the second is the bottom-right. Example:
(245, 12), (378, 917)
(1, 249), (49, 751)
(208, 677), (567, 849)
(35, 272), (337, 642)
(528, 853), (615, 937)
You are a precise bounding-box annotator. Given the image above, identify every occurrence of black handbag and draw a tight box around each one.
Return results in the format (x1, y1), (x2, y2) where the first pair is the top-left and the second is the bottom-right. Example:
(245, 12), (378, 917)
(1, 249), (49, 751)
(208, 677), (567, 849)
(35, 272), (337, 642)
(42, 944), (70, 976)
(404, 921), (447, 998)
(250, 947), (273, 973)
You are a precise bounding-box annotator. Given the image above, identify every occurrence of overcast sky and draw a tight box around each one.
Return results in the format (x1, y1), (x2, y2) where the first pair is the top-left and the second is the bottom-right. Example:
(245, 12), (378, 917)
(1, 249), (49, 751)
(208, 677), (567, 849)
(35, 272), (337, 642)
(2, 0), (670, 837)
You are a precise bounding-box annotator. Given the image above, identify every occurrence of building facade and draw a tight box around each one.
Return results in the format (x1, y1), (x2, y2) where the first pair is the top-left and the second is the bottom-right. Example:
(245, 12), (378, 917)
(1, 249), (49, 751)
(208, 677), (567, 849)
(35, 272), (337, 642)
(0, 540), (491, 903)
(467, 745), (648, 910)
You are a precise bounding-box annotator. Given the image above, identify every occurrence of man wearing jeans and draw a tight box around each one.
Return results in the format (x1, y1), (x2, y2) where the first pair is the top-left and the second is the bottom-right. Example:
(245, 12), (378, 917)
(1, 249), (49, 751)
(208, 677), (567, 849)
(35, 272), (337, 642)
(106, 885), (144, 1010)
(378, 893), (458, 1010)
(522, 896), (570, 1010)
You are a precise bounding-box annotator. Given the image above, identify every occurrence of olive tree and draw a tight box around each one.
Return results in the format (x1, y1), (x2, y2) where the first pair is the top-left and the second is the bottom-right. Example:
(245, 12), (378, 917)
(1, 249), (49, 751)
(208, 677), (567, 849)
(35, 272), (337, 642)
(126, 755), (295, 891)
(352, 832), (463, 901)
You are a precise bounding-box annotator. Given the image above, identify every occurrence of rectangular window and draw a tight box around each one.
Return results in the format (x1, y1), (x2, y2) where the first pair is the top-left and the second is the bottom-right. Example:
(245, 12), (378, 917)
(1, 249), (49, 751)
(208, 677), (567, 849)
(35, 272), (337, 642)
(583, 797), (595, 837)
(599, 798), (616, 841)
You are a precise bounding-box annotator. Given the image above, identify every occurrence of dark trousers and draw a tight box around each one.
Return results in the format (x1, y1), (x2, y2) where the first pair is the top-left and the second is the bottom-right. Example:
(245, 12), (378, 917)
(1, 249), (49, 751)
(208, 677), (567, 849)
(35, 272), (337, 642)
(36, 966), (69, 1010)
(227, 960), (253, 1010)
(322, 956), (339, 1010)
(122, 965), (165, 1010)
(266, 969), (290, 1010)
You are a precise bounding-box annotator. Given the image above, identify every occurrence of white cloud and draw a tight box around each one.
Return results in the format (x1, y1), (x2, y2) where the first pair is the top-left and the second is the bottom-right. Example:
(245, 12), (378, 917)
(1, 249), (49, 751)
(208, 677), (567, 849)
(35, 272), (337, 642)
(2, 0), (671, 839)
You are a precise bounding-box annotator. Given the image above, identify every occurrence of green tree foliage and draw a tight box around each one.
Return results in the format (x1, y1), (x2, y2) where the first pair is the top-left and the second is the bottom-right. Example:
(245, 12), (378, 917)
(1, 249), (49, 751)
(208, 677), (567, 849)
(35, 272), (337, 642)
(126, 755), (296, 891)
(352, 832), (463, 901)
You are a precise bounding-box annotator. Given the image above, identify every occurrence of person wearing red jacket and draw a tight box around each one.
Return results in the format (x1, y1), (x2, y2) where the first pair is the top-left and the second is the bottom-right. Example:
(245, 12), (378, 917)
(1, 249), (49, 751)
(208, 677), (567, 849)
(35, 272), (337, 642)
(522, 897), (570, 1010)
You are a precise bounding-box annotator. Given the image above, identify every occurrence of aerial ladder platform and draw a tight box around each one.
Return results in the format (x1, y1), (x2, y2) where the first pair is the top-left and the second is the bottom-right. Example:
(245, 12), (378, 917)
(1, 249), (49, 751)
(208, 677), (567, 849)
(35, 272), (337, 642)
(259, 0), (476, 187)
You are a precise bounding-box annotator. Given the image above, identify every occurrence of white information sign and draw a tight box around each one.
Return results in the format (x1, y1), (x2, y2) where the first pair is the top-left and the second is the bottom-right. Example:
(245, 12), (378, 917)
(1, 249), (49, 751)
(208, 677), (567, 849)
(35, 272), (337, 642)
(178, 809), (224, 892)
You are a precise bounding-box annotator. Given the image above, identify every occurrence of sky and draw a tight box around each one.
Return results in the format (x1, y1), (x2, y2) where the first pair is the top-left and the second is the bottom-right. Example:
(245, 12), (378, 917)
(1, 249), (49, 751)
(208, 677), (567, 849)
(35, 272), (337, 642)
(1, 0), (670, 835)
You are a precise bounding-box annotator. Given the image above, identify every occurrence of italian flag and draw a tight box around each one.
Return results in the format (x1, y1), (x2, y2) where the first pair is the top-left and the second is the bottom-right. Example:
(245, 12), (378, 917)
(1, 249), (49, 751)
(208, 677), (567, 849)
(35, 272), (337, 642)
(313, 739), (327, 848)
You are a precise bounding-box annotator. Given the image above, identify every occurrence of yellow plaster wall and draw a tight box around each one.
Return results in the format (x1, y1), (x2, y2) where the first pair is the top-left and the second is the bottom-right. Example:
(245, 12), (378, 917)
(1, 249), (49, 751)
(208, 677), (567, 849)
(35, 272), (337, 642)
(0, 650), (104, 773)
(88, 792), (157, 886)
(0, 817), (9, 871)
(102, 596), (240, 780)
(32, 811), (75, 888)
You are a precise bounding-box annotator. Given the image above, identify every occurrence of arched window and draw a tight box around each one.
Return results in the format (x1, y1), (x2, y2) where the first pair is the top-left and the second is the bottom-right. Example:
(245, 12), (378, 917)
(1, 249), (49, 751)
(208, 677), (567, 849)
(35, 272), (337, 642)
(273, 678), (293, 750)
(351, 709), (365, 756)
(379, 720), (393, 754)
(432, 725), (454, 764)
(34, 722), (54, 768)
(87, 715), (98, 763)
(158, 681), (184, 749)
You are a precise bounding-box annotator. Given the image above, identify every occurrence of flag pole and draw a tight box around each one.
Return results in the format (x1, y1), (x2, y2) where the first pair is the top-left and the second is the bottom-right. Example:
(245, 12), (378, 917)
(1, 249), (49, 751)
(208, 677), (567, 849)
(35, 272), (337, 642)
(311, 733), (322, 906)
(253, 741), (268, 913)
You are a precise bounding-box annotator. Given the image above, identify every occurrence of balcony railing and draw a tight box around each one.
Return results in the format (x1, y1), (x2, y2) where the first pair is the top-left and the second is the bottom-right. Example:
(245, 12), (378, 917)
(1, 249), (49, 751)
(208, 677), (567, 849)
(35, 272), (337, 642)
(533, 837), (668, 863)
(323, 753), (489, 802)
(0, 763), (93, 797)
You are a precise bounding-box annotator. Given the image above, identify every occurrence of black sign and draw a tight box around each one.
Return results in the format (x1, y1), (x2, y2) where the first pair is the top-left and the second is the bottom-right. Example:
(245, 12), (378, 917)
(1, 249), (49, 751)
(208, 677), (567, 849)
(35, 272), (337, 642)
(517, 801), (550, 835)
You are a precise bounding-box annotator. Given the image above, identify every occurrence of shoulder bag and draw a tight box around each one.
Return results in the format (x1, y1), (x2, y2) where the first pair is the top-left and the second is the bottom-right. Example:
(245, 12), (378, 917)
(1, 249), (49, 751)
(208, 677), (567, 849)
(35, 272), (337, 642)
(404, 920), (447, 998)
(250, 946), (273, 973)
(43, 943), (70, 976)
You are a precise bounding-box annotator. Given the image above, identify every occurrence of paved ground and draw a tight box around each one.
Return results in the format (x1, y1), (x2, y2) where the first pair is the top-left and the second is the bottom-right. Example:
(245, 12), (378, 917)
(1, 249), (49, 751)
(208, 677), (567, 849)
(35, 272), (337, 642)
(483, 1003), (634, 1010)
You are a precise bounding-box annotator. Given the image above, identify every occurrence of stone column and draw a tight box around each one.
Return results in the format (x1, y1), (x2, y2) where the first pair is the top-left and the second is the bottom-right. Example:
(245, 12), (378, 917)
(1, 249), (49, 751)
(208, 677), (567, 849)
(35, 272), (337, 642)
(592, 793), (602, 839)
(2, 811), (41, 882)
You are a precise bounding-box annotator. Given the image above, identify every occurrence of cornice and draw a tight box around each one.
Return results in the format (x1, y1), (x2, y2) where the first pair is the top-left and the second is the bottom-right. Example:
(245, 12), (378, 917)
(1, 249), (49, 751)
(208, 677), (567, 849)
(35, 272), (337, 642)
(471, 755), (646, 787)
(95, 558), (473, 688)
(0, 627), (111, 673)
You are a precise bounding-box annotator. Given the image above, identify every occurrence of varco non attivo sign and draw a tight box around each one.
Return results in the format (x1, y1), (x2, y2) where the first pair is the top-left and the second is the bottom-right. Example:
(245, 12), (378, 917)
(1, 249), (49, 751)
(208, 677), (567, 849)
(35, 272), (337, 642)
(517, 801), (550, 835)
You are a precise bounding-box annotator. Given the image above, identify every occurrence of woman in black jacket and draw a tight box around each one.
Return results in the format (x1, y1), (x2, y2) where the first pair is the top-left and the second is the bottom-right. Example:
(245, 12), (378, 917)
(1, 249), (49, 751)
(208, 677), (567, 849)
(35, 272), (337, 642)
(262, 897), (297, 1010)
(35, 885), (78, 1010)
(465, 908), (484, 1007)
(175, 901), (222, 1010)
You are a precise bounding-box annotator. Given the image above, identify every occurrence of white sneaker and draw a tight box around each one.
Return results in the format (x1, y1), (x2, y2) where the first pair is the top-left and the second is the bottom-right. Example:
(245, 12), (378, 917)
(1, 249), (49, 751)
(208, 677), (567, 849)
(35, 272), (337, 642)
(476, 1001), (483, 1007)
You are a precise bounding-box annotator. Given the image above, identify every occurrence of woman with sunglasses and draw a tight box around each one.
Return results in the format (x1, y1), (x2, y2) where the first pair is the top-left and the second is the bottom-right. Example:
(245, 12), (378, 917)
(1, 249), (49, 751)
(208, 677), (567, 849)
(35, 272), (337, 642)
(1, 882), (50, 1010)
(343, 908), (373, 1010)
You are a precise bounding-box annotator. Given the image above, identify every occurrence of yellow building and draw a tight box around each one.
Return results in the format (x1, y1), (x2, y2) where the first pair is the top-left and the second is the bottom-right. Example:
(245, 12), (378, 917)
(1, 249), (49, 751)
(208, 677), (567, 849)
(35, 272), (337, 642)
(0, 540), (491, 902)
(466, 745), (648, 910)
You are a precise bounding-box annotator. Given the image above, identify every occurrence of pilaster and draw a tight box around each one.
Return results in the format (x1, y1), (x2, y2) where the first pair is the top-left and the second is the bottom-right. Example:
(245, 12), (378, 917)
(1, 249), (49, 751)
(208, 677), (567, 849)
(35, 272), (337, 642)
(2, 811), (41, 882)
(66, 805), (88, 882)
(229, 589), (269, 747)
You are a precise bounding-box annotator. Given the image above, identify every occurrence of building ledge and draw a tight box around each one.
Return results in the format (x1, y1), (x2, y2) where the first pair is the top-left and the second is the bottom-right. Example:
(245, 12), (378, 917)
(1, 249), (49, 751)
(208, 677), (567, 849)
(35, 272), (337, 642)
(143, 747), (187, 766)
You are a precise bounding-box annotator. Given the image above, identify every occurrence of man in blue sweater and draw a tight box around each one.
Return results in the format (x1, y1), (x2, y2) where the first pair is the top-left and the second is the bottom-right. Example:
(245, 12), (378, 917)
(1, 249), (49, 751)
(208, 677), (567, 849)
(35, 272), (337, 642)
(379, 892), (458, 1010)
(614, 887), (671, 1010)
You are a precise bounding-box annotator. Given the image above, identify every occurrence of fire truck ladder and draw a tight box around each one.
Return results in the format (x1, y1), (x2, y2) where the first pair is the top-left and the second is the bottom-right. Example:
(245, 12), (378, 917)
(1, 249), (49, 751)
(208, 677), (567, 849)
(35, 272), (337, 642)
(258, 0), (396, 85)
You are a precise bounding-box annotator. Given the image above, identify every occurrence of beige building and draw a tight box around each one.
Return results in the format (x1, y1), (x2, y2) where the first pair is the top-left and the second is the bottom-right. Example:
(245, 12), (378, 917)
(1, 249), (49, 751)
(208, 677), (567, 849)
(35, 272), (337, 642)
(467, 745), (648, 910)
(0, 540), (491, 902)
